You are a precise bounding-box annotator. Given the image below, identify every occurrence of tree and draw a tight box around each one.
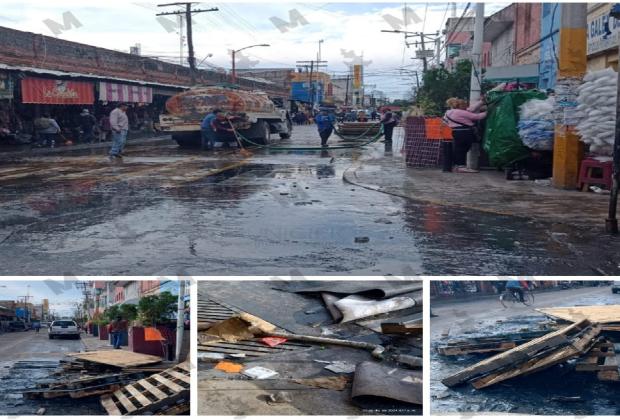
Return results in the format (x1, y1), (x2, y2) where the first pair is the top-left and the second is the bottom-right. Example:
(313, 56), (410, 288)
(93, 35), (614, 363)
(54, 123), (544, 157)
(416, 60), (473, 116)
(138, 292), (178, 326)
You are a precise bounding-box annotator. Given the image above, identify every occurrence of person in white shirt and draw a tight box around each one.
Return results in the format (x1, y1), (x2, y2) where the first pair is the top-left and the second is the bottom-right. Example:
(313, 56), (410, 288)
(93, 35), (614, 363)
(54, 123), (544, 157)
(109, 103), (129, 159)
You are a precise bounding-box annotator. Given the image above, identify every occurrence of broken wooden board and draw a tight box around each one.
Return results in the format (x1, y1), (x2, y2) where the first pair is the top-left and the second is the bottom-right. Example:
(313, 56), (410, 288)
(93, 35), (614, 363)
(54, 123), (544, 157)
(67, 350), (162, 368)
(470, 324), (600, 389)
(437, 330), (553, 356)
(381, 321), (423, 335)
(441, 319), (596, 388)
(100, 362), (190, 415)
(537, 305), (620, 324)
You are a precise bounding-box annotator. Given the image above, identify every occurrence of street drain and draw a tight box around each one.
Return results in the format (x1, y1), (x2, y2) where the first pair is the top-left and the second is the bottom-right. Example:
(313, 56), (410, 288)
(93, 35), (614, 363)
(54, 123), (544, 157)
(198, 339), (311, 358)
(197, 297), (239, 325)
(198, 296), (312, 358)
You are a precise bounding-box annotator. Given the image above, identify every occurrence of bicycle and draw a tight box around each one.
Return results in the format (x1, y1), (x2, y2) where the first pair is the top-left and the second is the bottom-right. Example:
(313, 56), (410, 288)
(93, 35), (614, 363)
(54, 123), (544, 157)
(499, 288), (535, 308)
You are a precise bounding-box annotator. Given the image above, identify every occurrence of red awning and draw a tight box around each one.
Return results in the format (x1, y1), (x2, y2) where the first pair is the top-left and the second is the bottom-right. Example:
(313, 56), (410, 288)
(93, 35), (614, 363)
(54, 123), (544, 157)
(21, 77), (94, 104)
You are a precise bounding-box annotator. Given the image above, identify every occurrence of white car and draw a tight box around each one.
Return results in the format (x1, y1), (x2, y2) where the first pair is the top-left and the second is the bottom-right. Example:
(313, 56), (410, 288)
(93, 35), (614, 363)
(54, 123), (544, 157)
(48, 319), (80, 339)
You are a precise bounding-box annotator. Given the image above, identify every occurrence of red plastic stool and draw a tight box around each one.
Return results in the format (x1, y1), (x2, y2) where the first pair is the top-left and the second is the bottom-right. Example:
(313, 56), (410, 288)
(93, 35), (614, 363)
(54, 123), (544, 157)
(577, 157), (613, 191)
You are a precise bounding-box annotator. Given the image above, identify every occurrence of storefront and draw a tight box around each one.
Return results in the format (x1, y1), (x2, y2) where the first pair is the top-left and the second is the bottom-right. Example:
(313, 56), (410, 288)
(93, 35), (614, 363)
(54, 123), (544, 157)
(587, 3), (619, 71)
(0, 65), (186, 145)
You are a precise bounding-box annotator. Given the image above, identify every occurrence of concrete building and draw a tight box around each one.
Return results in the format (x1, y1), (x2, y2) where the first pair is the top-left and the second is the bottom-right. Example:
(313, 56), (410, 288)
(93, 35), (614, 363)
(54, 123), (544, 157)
(587, 3), (620, 71)
(443, 17), (491, 71)
(484, 4), (516, 67)
(514, 3), (542, 65)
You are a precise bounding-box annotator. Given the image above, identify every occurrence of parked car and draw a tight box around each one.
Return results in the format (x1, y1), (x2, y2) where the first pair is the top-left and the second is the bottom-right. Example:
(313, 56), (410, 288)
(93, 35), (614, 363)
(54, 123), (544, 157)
(612, 281), (620, 294)
(48, 319), (80, 339)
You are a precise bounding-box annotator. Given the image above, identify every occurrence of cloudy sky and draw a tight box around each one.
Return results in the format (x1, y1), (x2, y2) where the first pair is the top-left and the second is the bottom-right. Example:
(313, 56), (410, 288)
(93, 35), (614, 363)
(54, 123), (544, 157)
(0, 280), (83, 316)
(1, 1), (505, 99)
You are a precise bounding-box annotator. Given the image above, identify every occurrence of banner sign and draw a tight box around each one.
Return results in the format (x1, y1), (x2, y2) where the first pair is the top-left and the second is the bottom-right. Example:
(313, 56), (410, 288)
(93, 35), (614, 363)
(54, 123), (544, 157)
(0, 72), (13, 99)
(21, 77), (94, 104)
(587, 6), (620, 55)
(353, 64), (362, 89)
(99, 82), (153, 103)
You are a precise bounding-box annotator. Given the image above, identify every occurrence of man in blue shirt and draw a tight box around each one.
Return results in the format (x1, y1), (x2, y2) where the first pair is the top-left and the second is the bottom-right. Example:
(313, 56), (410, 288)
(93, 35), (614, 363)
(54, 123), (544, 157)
(315, 109), (335, 147)
(201, 108), (220, 150)
(506, 280), (525, 302)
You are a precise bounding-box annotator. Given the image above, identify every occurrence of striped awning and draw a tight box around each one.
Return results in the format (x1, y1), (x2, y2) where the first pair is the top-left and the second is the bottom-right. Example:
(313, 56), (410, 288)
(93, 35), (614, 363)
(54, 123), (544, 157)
(99, 81), (153, 103)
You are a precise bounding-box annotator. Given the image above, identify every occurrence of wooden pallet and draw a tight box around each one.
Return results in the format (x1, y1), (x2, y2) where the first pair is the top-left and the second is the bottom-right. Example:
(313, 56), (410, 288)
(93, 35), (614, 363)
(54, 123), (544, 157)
(578, 341), (620, 382)
(437, 330), (552, 356)
(100, 362), (190, 415)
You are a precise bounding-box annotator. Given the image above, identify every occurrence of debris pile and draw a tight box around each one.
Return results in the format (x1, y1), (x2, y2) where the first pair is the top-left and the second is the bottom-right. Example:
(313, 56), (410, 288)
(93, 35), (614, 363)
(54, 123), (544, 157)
(439, 305), (620, 391)
(19, 350), (189, 415)
(199, 281), (422, 414)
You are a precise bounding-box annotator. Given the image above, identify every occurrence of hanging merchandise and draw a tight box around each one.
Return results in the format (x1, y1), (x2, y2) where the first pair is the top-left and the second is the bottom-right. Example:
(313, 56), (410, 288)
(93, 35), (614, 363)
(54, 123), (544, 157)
(517, 96), (555, 151)
(575, 67), (617, 156)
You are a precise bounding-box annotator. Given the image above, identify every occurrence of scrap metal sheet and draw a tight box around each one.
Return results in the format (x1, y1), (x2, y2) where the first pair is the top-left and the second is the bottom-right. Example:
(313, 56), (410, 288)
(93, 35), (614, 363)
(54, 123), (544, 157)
(273, 281), (423, 298)
(351, 361), (422, 406)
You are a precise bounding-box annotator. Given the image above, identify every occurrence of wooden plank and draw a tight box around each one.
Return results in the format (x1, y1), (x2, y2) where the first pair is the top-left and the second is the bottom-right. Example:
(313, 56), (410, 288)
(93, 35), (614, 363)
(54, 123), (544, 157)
(101, 395), (122, 416)
(537, 305), (620, 324)
(598, 370), (620, 382)
(67, 350), (162, 368)
(166, 369), (191, 384)
(137, 379), (168, 400)
(125, 384), (152, 407)
(114, 389), (138, 413)
(152, 374), (186, 393)
(471, 325), (600, 389)
(441, 320), (589, 387)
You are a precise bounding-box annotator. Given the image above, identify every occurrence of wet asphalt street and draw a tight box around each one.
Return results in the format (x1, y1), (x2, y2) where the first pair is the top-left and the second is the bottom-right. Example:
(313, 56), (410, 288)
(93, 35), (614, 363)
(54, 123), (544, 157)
(431, 284), (620, 415)
(0, 125), (618, 275)
(0, 330), (104, 415)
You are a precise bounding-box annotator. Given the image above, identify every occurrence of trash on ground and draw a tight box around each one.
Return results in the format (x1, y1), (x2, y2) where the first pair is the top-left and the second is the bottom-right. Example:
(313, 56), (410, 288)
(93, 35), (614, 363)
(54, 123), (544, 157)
(242, 366), (279, 380)
(214, 361), (244, 374)
(324, 361), (357, 374)
(291, 376), (350, 390)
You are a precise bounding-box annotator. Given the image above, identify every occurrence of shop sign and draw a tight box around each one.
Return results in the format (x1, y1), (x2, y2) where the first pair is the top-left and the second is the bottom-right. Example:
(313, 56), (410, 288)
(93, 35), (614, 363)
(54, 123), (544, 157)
(587, 8), (620, 55)
(21, 77), (94, 104)
(0, 72), (13, 99)
(98, 82), (153, 103)
(353, 64), (362, 89)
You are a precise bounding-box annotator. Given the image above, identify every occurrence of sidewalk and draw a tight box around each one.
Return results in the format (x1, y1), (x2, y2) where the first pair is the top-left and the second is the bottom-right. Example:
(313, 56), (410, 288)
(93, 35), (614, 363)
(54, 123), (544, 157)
(81, 333), (119, 352)
(344, 150), (610, 229)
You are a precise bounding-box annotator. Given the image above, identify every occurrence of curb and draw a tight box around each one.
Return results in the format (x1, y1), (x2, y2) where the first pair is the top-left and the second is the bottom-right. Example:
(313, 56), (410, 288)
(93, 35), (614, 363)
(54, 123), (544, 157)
(0, 135), (173, 159)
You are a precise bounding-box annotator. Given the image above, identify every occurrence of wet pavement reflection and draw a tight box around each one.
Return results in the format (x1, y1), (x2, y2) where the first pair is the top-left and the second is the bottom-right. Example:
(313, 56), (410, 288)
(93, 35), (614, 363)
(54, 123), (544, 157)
(0, 126), (617, 275)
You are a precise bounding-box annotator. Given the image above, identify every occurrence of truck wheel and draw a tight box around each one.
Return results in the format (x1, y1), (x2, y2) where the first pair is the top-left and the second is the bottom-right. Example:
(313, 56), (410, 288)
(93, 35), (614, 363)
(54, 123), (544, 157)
(279, 120), (292, 139)
(258, 121), (271, 145)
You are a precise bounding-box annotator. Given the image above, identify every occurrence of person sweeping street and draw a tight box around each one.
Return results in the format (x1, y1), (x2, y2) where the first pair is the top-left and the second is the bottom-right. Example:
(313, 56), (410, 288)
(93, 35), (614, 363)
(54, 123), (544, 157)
(315, 109), (335, 147)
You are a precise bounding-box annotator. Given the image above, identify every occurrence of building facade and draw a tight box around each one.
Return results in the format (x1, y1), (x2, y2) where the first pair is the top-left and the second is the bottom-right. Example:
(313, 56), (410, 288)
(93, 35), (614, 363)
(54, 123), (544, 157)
(587, 3), (620, 71)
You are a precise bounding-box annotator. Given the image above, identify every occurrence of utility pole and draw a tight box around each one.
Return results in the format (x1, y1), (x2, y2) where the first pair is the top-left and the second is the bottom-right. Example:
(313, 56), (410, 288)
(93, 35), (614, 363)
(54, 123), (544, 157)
(178, 15), (184, 66)
(552, 3), (587, 190)
(344, 73), (350, 106)
(466, 2), (484, 170)
(175, 280), (186, 362)
(606, 3), (620, 233)
(157, 2), (219, 85)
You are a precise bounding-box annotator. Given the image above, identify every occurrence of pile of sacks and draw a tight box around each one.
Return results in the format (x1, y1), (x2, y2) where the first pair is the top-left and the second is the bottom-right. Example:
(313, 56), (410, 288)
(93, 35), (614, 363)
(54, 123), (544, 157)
(576, 68), (617, 155)
(518, 97), (555, 151)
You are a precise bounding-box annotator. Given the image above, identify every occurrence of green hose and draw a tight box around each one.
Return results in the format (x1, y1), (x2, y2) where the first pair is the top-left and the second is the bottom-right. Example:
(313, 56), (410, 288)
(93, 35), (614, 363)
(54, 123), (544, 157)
(235, 124), (385, 151)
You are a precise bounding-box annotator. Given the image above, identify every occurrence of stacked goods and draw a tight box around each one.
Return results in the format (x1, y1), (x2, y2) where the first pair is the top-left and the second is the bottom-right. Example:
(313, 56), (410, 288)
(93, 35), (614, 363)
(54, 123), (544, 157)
(575, 68), (617, 155)
(517, 97), (555, 150)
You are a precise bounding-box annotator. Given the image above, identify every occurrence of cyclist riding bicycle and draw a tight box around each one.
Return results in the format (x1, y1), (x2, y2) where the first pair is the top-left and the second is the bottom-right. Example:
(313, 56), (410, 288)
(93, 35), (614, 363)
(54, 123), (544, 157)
(506, 280), (529, 303)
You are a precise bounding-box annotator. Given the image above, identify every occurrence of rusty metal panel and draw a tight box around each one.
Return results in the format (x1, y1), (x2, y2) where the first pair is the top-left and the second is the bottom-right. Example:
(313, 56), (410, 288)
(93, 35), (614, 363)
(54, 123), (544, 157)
(165, 87), (275, 119)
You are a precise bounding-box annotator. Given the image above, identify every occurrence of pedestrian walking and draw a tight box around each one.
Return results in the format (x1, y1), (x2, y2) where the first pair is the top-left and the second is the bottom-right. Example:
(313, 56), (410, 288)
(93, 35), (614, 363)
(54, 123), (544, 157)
(108, 315), (127, 349)
(443, 97), (486, 173)
(200, 108), (219, 150)
(33, 320), (41, 333)
(315, 109), (335, 147)
(79, 109), (97, 143)
(380, 111), (399, 144)
(34, 113), (61, 148)
(98, 113), (111, 142)
(109, 103), (129, 159)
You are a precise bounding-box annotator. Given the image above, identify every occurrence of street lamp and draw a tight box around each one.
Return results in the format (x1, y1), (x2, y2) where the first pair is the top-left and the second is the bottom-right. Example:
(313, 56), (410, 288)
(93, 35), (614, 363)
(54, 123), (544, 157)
(231, 44), (270, 84)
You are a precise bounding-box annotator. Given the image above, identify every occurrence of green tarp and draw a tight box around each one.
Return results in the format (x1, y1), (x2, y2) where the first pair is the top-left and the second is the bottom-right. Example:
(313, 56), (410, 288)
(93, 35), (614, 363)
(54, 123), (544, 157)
(483, 90), (546, 168)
